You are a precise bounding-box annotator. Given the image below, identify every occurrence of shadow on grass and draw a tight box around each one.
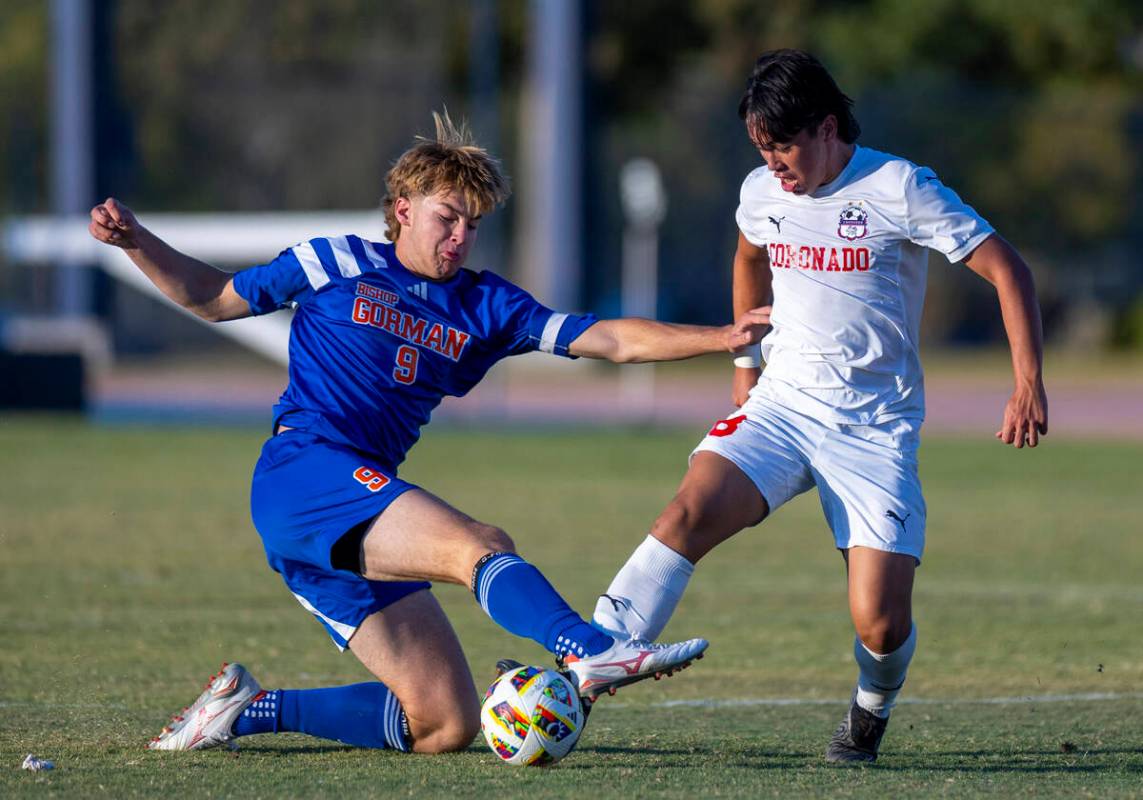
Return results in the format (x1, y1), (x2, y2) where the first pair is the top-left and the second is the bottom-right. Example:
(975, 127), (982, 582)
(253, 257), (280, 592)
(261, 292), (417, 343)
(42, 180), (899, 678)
(571, 743), (1143, 774)
(875, 747), (1143, 774)
(232, 744), (363, 756)
(209, 740), (1143, 775)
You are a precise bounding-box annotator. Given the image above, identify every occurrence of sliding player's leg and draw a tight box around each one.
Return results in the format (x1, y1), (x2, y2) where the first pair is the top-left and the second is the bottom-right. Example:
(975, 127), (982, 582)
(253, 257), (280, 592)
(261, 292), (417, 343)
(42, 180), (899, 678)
(238, 589), (479, 754)
(340, 589), (480, 753)
(826, 547), (916, 764)
(151, 590), (477, 754)
(360, 488), (707, 699)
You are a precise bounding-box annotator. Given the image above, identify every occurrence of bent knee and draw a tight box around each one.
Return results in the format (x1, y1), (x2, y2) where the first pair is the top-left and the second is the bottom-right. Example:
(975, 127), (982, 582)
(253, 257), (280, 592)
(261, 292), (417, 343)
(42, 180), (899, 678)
(477, 524), (514, 554)
(854, 615), (912, 654)
(652, 498), (698, 541)
(410, 713), (480, 754)
(651, 498), (719, 562)
(463, 524), (515, 566)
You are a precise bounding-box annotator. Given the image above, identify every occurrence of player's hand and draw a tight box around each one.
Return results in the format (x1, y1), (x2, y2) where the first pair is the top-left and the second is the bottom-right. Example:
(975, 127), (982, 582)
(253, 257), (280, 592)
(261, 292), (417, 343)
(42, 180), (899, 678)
(726, 305), (772, 352)
(89, 198), (141, 249)
(996, 379), (1048, 448)
(732, 366), (760, 407)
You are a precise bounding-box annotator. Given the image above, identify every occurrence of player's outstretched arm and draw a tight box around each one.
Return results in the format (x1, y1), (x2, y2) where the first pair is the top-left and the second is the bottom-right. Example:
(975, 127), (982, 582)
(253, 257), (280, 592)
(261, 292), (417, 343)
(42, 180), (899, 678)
(567, 307), (771, 364)
(964, 234), (1048, 448)
(89, 198), (250, 322)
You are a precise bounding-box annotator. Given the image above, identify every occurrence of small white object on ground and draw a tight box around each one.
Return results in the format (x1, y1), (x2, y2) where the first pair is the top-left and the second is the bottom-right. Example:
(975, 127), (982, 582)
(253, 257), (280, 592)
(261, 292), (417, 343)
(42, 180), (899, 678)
(21, 754), (54, 772)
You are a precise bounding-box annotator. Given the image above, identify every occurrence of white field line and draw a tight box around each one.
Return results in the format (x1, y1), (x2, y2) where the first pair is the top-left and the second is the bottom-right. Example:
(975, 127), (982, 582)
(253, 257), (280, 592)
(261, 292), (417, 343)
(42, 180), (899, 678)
(651, 691), (1143, 709)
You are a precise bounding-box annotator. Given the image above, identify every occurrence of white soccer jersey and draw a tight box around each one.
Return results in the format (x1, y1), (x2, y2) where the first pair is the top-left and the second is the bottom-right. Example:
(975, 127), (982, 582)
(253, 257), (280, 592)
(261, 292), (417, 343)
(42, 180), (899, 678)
(736, 145), (994, 424)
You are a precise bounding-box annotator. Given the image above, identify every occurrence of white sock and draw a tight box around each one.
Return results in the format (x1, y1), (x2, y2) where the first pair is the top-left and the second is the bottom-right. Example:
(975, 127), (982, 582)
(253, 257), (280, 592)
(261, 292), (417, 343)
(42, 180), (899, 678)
(591, 535), (694, 640)
(854, 623), (917, 719)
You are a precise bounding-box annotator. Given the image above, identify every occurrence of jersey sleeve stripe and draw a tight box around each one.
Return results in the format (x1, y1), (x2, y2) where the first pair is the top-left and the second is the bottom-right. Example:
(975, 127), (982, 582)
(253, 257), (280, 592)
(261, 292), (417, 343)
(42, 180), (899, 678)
(293, 241), (331, 290)
(328, 236), (363, 278)
(362, 240), (389, 270)
(538, 312), (569, 354)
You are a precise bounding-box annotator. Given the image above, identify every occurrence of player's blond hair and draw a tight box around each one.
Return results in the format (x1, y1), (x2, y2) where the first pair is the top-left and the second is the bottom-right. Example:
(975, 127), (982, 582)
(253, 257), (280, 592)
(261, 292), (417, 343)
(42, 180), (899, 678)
(382, 111), (511, 240)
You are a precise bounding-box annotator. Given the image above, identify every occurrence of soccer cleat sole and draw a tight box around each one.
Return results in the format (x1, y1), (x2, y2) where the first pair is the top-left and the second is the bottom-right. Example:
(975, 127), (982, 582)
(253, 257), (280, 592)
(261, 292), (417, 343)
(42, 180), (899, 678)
(578, 652), (703, 701)
(494, 657), (596, 719)
(494, 658), (525, 677)
(825, 747), (878, 764)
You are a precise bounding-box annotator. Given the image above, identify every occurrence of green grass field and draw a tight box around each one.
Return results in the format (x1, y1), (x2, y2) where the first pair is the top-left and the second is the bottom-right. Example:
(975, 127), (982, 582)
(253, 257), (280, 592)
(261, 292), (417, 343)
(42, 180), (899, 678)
(3, 416), (1143, 797)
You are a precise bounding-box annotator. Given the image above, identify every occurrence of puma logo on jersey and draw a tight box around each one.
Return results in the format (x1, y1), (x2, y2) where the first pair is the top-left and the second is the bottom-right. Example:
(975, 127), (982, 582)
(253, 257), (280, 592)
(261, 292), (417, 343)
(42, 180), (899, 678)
(768, 215), (786, 233)
(885, 509), (910, 532)
(407, 282), (428, 300)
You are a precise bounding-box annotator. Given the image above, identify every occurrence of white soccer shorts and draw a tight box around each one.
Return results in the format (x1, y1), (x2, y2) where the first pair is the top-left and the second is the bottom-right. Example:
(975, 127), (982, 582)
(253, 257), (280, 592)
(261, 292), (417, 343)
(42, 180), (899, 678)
(693, 397), (926, 562)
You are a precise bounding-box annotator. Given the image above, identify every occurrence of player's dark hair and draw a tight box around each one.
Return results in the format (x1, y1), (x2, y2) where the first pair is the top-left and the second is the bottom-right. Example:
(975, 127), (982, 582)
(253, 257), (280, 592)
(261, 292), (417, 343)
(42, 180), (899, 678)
(738, 49), (860, 146)
(382, 110), (511, 240)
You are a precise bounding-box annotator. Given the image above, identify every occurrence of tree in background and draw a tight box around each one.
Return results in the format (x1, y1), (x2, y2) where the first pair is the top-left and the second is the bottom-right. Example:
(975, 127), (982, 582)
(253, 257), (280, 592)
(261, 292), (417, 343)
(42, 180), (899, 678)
(2, 0), (1140, 347)
(584, 0), (1142, 344)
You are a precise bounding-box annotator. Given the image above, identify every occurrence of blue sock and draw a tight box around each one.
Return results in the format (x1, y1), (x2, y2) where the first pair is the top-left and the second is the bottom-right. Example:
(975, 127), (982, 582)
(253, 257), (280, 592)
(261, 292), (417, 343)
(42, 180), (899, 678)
(473, 552), (614, 658)
(232, 689), (281, 736)
(232, 684), (409, 751)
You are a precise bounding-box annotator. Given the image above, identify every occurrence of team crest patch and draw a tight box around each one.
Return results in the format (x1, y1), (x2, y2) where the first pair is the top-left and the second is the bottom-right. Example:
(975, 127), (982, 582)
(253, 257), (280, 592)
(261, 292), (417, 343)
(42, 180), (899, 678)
(837, 203), (868, 241)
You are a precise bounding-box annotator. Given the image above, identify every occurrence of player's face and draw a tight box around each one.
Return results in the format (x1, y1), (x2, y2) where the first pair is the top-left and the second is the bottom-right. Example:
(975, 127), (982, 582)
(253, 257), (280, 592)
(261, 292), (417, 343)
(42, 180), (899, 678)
(393, 189), (481, 281)
(751, 115), (839, 196)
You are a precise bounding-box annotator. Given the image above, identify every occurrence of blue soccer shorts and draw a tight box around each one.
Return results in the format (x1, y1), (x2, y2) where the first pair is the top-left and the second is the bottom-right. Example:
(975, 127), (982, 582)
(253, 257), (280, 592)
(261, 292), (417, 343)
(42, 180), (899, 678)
(693, 396), (926, 563)
(250, 429), (430, 650)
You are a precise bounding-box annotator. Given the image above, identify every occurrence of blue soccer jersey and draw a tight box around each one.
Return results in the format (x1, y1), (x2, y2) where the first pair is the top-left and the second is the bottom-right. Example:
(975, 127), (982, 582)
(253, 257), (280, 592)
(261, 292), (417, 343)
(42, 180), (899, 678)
(232, 235), (596, 467)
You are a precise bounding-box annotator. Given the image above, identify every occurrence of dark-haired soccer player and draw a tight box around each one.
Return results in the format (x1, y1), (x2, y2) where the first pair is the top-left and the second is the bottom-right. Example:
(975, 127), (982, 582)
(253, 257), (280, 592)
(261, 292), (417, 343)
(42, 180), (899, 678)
(89, 113), (772, 755)
(591, 49), (1048, 763)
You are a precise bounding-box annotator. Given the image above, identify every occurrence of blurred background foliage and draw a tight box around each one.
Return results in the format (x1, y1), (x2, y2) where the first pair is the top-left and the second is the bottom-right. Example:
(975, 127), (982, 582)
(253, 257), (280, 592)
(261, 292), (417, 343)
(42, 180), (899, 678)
(1, 0), (1141, 351)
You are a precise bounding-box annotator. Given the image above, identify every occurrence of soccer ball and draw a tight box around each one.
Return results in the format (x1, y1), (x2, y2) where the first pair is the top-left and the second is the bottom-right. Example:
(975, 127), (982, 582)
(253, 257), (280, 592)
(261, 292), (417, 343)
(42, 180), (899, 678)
(480, 665), (585, 766)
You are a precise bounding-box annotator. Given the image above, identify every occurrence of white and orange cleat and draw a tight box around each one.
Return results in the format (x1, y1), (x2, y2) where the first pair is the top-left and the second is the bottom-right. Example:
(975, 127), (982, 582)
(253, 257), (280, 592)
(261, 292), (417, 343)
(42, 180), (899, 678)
(147, 662), (262, 751)
(560, 637), (708, 701)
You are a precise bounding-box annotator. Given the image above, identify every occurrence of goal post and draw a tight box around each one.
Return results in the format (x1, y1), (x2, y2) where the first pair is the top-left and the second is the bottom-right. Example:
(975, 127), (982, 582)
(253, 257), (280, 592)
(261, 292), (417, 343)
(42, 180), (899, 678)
(2, 211), (387, 366)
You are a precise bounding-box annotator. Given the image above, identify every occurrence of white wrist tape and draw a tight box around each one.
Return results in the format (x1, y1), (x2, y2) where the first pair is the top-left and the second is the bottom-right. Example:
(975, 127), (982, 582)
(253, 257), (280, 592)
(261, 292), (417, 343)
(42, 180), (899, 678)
(733, 343), (761, 369)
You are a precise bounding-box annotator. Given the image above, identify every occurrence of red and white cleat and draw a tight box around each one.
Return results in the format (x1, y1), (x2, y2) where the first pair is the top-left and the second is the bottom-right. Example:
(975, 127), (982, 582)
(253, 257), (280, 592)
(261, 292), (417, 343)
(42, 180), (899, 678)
(147, 663), (262, 751)
(560, 638), (708, 701)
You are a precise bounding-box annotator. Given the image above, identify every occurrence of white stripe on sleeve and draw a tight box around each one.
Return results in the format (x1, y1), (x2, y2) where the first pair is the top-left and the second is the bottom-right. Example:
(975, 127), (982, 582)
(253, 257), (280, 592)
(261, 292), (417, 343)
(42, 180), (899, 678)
(328, 236), (362, 278)
(362, 240), (389, 270)
(293, 242), (331, 290)
(538, 312), (569, 354)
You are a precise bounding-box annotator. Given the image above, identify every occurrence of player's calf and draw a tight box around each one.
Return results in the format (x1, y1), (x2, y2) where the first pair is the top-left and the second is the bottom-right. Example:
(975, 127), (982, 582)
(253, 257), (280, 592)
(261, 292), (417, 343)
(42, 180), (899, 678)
(409, 711), (480, 754)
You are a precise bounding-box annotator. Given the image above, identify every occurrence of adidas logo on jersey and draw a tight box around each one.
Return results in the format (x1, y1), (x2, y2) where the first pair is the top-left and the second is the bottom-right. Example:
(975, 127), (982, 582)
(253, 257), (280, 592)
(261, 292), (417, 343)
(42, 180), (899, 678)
(407, 282), (428, 300)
